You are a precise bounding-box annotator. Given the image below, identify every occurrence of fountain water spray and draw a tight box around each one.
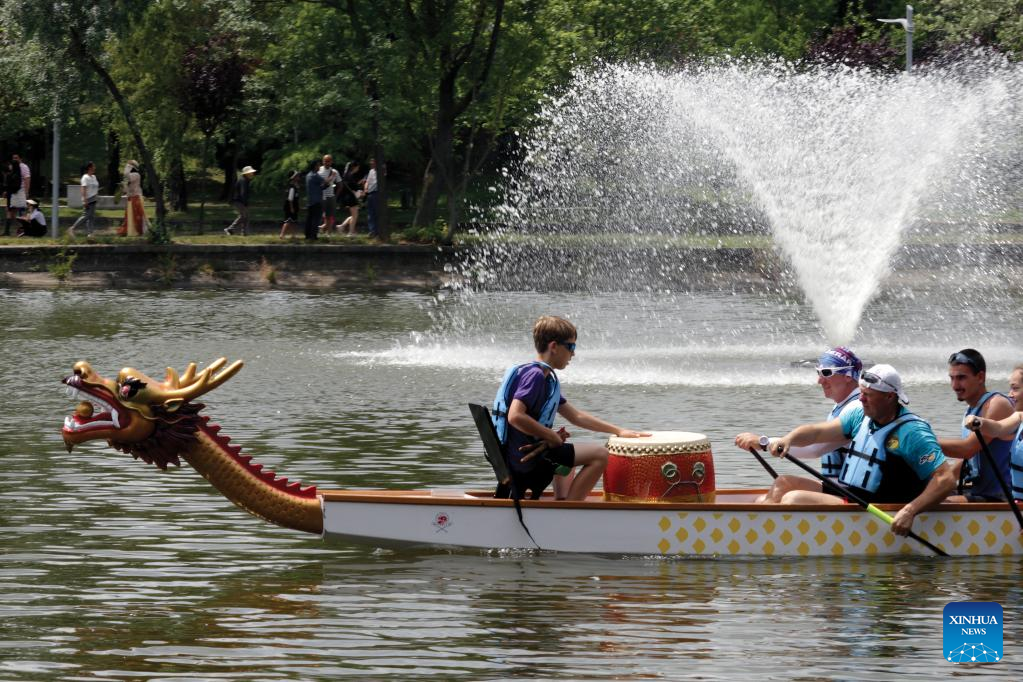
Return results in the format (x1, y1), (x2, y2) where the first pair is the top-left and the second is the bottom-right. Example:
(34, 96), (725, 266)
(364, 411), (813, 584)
(466, 57), (1022, 345)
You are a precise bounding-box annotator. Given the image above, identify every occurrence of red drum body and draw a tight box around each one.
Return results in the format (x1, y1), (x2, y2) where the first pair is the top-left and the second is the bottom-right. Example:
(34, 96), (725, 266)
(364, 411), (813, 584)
(603, 431), (715, 502)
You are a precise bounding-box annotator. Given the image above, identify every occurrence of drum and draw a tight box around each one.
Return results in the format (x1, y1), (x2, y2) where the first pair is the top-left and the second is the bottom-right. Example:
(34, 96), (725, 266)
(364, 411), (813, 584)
(603, 431), (715, 502)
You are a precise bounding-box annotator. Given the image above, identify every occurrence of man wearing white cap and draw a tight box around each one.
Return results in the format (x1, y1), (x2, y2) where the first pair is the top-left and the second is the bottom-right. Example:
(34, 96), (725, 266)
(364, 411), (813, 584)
(225, 165), (257, 236)
(765, 364), (957, 536)
(736, 346), (862, 502)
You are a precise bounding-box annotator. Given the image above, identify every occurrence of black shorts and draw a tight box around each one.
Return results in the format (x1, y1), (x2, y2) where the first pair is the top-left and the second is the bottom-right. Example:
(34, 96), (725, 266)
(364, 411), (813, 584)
(511, 443), (575, 499)
(965, 492), (1006, 502)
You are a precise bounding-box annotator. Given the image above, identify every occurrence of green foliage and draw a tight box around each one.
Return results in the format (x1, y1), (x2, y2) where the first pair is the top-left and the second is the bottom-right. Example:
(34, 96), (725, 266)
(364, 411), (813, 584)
(396, 219), (446, 244)
(4, 0), (1021, 240)
(147, 220), (173, 245)
(48, 246), (77, 281)
(154, 252), (178, 284)
(917, 0), (1023, 55)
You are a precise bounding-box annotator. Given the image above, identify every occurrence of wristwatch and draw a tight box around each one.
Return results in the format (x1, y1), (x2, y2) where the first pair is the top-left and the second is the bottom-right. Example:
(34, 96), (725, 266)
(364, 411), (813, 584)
(758, 435), (771, 450)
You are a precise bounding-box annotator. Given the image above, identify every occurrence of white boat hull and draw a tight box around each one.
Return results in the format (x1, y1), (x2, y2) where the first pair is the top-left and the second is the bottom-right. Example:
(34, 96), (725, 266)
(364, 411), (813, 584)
(320, 489), (1023, 557)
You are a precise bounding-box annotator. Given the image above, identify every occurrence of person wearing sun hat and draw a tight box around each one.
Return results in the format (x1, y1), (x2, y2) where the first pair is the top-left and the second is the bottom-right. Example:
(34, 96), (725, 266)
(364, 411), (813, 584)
(16, 198), (47, 237)
(764, 363), (956, 537)
(736, 346), (862, 502)
(225, 165), (257, 236)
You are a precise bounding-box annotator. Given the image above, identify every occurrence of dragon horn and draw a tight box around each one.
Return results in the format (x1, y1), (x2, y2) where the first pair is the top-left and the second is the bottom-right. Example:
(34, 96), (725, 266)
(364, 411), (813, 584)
(159, 359), (244, 402)
(179, 362), (199, 385)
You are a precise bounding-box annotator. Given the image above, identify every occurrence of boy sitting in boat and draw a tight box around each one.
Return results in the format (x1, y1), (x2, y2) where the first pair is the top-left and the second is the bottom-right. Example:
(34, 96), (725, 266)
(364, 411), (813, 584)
(493, 315), (649, 500)
(746, 364), (956, 537)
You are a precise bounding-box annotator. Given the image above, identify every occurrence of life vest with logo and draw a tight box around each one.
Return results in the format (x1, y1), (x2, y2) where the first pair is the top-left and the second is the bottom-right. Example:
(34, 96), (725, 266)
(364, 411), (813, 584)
(821, 389), (860, 478)
(838, 412), (928, 503)
(1010, 421), (1023, 502)
(959, 391), (1012, 499)
(491, 362), (560, 445)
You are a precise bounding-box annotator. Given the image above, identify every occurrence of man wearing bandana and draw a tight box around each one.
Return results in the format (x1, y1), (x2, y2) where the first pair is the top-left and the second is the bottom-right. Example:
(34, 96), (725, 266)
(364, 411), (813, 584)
(758, 364), (956, 537)
(736, 347), (863, 503)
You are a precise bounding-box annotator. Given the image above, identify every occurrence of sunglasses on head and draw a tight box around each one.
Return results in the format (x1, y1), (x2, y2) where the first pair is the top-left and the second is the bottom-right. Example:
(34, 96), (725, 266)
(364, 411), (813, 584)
(860, 371), (897, 393)
(948, 352), (980, 372)
(559, 341), (576, 352)
(816, 365), (852, 378)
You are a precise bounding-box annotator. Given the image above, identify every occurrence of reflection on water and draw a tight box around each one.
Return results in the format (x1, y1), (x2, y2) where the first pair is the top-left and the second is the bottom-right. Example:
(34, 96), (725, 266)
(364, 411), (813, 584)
(2, 286), (1022, 679)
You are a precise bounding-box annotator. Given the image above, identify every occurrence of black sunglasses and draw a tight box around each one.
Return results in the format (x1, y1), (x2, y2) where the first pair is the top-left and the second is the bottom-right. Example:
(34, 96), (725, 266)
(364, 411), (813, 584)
(948, 352), (980, 372)
(861, 371), (898, 393)
(558, 341), (576, 352)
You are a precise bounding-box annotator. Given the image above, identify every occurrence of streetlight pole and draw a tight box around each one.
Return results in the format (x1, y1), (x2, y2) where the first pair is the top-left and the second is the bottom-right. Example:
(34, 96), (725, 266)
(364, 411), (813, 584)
(51, 118), (60, 238)
(879, 5), (914, 74)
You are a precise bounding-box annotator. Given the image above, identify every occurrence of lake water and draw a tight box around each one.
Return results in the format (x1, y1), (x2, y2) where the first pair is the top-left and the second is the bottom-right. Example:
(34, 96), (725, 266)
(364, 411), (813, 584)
(2, 276), (1021, 680)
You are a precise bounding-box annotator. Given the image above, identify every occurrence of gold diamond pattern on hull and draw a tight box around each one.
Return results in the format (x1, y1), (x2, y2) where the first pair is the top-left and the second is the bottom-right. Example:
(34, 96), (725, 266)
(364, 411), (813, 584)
(657, 510), (1023, 557)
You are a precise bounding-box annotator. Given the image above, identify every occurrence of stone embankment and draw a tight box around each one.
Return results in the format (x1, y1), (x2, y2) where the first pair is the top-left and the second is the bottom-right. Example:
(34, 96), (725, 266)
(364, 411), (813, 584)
(0, 243), (458, 289)
(1, 241), (1020, 290)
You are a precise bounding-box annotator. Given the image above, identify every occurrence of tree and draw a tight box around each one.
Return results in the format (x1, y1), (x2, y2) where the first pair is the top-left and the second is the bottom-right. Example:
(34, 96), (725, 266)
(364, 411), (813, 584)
(3, 0), (168, 224)
(182, 33), (248, 228)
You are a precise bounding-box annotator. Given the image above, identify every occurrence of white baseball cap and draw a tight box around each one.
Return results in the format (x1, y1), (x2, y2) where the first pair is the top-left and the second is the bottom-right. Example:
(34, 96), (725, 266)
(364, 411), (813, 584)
(859, 363), (909, 405)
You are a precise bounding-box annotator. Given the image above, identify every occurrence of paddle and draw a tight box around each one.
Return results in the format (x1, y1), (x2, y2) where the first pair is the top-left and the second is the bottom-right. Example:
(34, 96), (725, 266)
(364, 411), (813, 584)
(748, 438), (778, 479)
(776, 449), (949, 557)
(968, 421), (1023, 530)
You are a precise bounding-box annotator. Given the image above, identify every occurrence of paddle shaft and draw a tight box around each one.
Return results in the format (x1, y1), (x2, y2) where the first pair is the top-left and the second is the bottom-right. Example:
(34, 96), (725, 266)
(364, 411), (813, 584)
(781, 453), (949, 557)
(748, 447), (779, 479)
(973, 429), (1023, 530)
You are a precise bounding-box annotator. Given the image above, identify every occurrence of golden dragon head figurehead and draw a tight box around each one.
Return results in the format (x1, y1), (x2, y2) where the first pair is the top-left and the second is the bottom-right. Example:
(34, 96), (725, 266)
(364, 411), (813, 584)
(62, 358), (243, 465)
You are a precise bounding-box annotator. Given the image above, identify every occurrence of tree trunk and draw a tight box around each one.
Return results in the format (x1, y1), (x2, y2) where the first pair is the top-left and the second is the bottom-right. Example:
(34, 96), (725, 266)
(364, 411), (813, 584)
(168, 152), (188, 212)
(76, 34), (166, 223)
(198, 135), (210, 233)
(106, 131), (120, 194)
(412, 159), (434, 228)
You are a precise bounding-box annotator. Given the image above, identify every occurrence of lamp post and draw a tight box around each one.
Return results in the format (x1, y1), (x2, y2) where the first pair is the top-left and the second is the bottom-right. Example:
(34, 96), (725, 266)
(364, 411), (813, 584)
(879, 4), (914, 73)
(51, 118), (60, 238)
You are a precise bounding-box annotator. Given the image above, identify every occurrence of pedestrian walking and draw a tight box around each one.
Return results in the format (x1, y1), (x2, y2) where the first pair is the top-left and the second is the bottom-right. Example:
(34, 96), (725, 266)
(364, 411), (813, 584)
(67, 162), (100, 237)
(279, 171), (301, 239)
(225, 165), (257, 236)
(304, 158), (324, 241)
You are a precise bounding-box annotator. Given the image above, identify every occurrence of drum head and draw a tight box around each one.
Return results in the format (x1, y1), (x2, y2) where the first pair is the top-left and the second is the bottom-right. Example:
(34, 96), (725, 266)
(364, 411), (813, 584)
(607, 431), (710, 455)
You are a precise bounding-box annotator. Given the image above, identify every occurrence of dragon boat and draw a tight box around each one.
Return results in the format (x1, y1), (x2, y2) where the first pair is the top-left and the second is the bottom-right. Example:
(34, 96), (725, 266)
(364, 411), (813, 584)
(60, 358), (1023, 558)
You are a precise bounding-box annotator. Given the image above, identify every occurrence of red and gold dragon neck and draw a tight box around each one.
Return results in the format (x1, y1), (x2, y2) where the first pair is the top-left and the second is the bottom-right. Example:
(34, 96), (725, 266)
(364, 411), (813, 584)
(61, 358), (322, 534)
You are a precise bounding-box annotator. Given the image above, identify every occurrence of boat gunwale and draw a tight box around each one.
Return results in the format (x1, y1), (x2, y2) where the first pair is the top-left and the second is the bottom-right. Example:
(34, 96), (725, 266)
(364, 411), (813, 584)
(319, 488), (1012, 513)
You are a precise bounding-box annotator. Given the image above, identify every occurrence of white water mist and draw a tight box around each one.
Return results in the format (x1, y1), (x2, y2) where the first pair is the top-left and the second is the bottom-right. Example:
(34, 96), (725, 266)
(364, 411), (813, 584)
(476, 57), (1021, 344)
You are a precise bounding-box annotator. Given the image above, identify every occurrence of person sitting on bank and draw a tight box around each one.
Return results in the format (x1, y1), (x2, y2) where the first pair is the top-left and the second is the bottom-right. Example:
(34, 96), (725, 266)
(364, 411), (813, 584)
(492, 315), (649, 501)
(736, 346), (862, 502)
(16, 199), (47, 237)
(965, 366), (1023, 503)
(937, 349), (1015, 502)
(760, 364), (956, 537)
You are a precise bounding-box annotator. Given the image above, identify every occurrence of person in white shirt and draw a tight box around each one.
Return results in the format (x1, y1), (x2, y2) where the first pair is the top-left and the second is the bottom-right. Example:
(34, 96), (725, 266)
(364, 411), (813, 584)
(16, 199), (46, 237)
(68, 162), (100, 237)
(365, 158), (379, 238)
(10, 153), (30, 215)
(317, 154), (341, 234)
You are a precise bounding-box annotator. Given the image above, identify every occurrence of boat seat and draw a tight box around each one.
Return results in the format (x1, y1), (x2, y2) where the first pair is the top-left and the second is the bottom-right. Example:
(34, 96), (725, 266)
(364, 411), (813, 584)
(468, 403), (513, 498)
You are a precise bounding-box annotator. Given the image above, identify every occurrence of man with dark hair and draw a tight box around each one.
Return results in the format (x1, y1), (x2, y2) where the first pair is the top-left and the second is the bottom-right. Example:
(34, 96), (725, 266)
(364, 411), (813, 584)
(490, 315), (649, 500)
(304, 158), (324, 241)
(939, 349), (1015, 501)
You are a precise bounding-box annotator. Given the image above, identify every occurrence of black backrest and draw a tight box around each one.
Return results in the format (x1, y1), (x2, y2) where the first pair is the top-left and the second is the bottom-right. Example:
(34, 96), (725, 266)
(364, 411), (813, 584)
(468, 403), (511, 486)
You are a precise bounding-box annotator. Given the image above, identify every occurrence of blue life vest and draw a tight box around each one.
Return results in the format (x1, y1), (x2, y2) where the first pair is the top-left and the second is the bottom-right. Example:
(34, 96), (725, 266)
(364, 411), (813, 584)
(821, 389), (860, 478)
(491, 362), (560, 445)
(839, 412), (927, 502)
(1010, 421), (1023, 501)
(960, 391), (1012, 499)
